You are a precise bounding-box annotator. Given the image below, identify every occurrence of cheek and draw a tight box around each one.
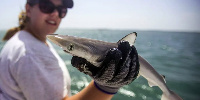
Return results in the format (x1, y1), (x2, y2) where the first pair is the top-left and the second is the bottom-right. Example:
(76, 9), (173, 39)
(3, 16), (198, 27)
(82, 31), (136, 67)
(29, 8), (41, 22)
(57, 19), (61, 26)
(30, 9), (46, 27)
(30, 15), (44, 31)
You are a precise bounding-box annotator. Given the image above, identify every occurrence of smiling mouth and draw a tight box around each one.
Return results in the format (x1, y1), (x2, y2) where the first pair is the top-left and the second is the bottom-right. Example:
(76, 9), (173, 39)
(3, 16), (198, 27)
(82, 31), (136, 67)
(46, 20), (56, 25)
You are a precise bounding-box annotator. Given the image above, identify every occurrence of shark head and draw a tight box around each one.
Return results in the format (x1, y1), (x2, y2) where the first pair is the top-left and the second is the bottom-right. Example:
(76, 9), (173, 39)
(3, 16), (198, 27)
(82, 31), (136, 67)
(47, 32), (137, 66)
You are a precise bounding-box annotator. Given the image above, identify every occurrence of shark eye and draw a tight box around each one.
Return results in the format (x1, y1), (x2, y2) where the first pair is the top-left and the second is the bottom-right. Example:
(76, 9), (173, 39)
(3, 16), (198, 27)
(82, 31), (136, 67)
(68, 44), (74, 51)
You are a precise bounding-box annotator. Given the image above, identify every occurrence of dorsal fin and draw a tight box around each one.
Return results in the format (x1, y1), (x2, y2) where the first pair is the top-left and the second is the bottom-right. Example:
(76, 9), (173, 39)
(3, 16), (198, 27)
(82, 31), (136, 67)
(117, 32), (137, 46)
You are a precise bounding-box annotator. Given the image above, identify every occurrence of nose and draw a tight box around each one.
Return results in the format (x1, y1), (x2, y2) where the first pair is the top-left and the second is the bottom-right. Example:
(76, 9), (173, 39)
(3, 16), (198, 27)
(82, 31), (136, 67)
(50, 9), (60, 18)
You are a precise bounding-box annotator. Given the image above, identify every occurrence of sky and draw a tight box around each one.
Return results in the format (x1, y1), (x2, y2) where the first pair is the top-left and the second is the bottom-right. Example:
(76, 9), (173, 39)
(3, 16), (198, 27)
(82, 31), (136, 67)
(0, 0), (200, 32)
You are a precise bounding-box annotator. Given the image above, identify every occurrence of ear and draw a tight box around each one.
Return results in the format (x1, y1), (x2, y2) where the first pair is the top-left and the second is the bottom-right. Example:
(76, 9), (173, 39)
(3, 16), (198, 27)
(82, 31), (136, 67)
(25, 4), (31, 18)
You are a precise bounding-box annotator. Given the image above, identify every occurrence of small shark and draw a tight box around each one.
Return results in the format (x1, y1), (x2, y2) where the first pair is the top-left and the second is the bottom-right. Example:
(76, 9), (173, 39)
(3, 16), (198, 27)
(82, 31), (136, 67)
(47, 32), (183, 100)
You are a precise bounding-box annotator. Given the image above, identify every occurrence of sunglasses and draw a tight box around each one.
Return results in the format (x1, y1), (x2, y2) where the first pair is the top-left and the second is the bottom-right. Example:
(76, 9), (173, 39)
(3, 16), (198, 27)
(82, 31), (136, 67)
(28, 0), (68, 18)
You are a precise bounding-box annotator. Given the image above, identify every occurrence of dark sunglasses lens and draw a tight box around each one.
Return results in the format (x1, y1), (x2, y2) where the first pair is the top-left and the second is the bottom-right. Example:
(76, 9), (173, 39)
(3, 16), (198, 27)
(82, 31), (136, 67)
(59, 7), (67, 18)
(39, 1), (55, 13)
(39, 0), (68, 18)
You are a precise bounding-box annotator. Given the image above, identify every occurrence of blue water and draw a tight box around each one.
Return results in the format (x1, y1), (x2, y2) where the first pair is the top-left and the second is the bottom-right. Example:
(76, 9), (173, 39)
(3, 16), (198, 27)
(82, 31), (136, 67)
(0, 29), (200, 100)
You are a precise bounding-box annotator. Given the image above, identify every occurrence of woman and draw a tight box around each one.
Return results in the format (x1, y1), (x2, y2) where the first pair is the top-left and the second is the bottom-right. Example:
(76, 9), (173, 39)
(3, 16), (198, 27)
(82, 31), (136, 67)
(0, 0), (140, 100)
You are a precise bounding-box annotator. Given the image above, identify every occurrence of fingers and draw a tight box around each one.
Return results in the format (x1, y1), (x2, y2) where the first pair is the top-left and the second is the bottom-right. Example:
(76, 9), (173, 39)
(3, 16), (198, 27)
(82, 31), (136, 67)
(95, 48), (122, 79)
(94, 62), (116, 85)
(110, 45), (140, 86)
(109, 58), (130, 84)
(71, 56), (100, 76)
(71, 56), (86, 69)
(108, 41), (131, 83)
(119, 46), (140, 85)
(117, 41), (131, 62)
(130, 46), (139, 62)
(103, 48), (122, 65)
(129, 46), (140, 79)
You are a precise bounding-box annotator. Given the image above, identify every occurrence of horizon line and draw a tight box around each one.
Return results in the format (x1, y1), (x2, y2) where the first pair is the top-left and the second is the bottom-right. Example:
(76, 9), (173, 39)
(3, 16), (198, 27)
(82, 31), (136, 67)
(0, 28), (200, 33)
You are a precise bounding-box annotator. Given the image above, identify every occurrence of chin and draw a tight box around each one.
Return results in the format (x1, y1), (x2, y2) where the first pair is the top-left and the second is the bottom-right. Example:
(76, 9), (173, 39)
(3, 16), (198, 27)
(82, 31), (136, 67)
(46, 29), (57, 35)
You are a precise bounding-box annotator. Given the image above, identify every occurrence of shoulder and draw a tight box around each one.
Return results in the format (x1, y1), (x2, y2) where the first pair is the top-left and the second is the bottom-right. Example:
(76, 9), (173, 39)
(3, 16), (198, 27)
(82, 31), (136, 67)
(1, 30), (35, 54)
(1, 31), (55, 63)
(0, 31), (26, 61)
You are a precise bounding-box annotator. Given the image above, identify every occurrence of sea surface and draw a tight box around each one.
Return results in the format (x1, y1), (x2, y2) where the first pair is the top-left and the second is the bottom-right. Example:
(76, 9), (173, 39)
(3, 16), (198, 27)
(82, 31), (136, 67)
(0, 29), (200, 100)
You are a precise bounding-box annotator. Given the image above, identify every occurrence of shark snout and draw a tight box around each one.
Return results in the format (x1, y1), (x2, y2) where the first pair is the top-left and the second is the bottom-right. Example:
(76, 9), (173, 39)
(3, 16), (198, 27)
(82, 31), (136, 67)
(47, 34), (59, 42)
(47, 34), (67, 48)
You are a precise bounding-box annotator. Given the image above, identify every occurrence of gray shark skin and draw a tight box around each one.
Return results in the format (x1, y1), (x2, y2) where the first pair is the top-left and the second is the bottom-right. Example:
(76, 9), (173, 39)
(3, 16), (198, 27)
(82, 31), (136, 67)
(47, 32), (183, 100)
(139, 56), (183, 100)
(47, 33), (137, 67)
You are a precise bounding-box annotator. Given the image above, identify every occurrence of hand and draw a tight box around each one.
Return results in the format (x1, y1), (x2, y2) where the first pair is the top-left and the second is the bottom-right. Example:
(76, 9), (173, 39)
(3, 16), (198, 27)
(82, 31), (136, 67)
(71, 41), (140, 94)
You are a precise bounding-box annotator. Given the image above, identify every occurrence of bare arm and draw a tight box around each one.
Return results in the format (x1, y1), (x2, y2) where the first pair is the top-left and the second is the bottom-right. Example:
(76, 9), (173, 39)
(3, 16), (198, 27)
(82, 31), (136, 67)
(63, 81), (113, 100)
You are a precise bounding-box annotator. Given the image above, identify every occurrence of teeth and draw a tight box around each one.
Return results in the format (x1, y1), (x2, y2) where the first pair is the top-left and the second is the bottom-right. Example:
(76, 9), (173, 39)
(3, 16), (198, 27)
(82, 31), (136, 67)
(48, 21), (56, 24)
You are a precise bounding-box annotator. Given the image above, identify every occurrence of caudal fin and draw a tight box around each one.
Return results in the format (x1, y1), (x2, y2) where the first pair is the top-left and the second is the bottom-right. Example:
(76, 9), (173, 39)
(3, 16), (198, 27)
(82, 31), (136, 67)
(161, 90), (183, 100)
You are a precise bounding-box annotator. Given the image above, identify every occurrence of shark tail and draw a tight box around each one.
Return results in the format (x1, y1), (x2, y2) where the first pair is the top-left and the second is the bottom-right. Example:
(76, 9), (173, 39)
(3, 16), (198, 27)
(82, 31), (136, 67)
(161, 90), (183, 100)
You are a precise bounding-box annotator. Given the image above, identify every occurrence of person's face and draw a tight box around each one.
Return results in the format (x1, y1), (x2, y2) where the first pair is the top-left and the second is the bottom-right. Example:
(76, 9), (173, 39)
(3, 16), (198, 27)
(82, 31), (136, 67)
(26, 0), (64, 37)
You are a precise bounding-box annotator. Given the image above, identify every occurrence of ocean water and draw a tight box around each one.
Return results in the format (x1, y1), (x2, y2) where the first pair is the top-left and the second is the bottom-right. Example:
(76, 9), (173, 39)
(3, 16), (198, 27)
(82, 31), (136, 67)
(0, 29), (200, 100)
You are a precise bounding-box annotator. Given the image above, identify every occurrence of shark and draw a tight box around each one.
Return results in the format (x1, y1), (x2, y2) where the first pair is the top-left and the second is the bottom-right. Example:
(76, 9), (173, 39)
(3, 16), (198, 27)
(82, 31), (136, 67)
(47, 32), (183, 100)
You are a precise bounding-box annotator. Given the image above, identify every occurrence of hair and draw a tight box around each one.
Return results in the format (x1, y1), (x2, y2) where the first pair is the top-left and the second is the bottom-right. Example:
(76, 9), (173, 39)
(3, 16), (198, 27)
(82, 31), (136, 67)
(2, 11), (27, 41)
